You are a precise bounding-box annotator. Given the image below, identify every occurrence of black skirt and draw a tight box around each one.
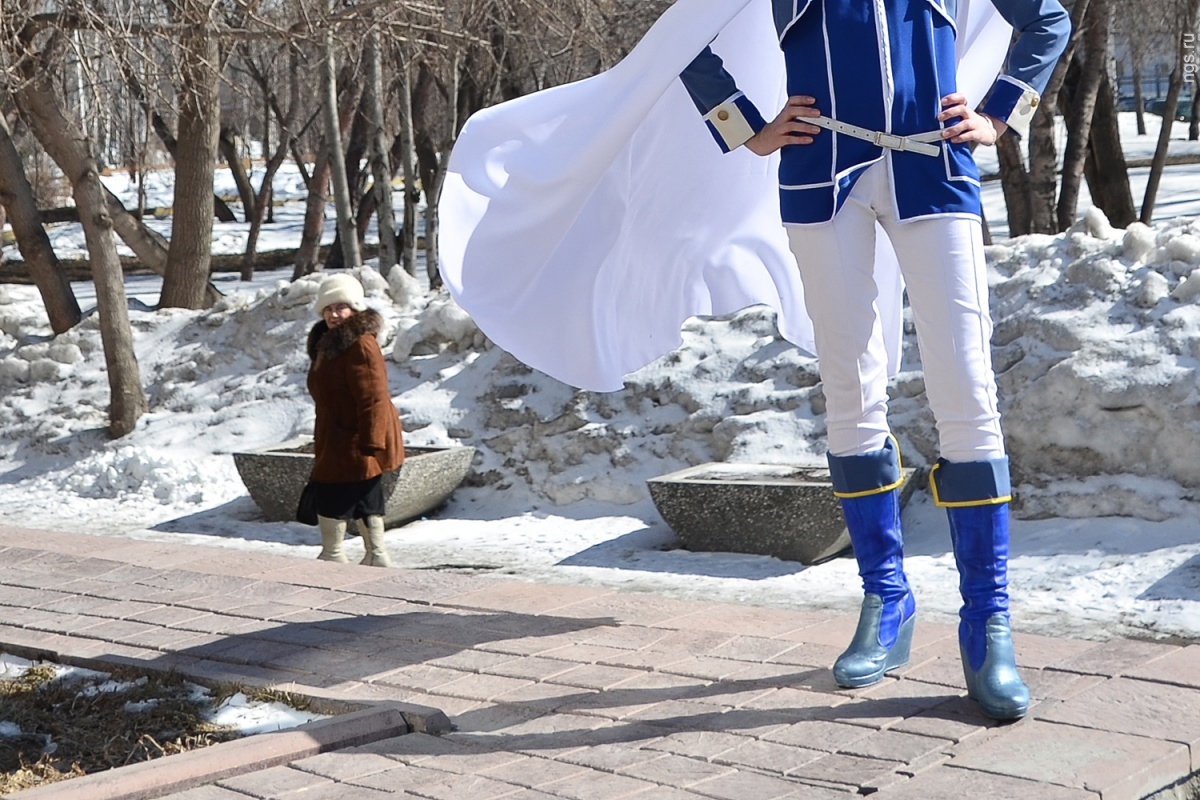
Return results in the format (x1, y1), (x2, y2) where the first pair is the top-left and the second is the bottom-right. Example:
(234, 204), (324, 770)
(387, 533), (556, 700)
(310, 475), (385, 521)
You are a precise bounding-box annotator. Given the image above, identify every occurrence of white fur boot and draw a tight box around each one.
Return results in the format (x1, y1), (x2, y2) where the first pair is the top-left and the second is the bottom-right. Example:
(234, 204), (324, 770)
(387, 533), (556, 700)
(316, 516), (349, 563)
(357, 516), (393, 567)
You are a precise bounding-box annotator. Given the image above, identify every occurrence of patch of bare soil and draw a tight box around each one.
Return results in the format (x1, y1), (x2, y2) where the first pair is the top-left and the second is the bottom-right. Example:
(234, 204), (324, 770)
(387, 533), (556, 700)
(0, 661), (306, 794)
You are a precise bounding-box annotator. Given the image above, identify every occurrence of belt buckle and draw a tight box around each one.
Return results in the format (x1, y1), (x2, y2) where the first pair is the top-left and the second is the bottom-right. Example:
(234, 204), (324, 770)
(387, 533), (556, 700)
(873, 132), (905, 150)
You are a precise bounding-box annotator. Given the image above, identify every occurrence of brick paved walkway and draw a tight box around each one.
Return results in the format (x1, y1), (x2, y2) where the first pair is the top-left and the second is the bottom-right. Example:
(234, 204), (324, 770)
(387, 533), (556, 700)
(1, 524), (1198, 800)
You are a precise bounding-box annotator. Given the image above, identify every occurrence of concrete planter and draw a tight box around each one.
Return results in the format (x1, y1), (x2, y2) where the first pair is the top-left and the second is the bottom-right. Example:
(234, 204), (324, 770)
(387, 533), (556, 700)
(647, 462), (918, 565)
(233, 438), (475, 527)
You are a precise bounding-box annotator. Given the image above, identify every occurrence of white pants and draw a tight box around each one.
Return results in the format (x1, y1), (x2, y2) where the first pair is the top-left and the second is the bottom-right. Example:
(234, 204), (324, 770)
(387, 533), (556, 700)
(786, 161), (1005, 462)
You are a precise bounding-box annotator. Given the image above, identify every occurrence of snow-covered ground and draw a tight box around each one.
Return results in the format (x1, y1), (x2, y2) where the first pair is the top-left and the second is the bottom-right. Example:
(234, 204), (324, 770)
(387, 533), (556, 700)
(0, 113), (1198, 649)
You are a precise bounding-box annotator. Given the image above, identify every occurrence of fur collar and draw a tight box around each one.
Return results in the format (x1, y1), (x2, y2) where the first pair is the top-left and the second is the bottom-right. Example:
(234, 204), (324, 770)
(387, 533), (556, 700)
(307, 309), (384, 362)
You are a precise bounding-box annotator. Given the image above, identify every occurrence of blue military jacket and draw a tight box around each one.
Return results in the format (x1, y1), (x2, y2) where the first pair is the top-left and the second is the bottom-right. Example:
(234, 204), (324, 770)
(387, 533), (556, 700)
(680, 0), (1069, 224)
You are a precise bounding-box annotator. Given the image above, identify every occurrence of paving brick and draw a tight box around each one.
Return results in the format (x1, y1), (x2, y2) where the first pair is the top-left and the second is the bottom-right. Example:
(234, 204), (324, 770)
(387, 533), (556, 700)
(366, 663), (467, 693)
(658, 655), (774, 682)
(393, 770), (528, 799)
(438, 581), (612, 615)
(786, 751), (903, 788)
(292, 750), (405, 782)
(359, 732), (472, 763)
(664, 605), (831, 638)
(548, 594), (702, 627)
(624, 698), (736, 732)
(711, 737), (825, 775)
(948, 718), (1189, 800)
(1012, 631), (1101, 669)
(761, 719), (873, 752)
(618, 752), (736, 787)
(705, 635), (803, 664)
(425, 648), (518, 674)
(642, 730), (751, 760)
(442, 703), (547, 735)
(1048, 638), (1179, 678)
(550, 686), (660, 721)
(21, 610), (109, 636)
(544, 662), (650, 691)
(763, 641), (846, 670)
(575, 625), (670, 651)
(1122, 643), (1200, 689)
(1039, 676), (1200, 749)
(155, 786), (256, 799)
(349, 571), (500, 604)
(836, 728), (952, 763)
(474, 755), (588, 788)
(782, 615), (859, 648)
(434, 672), (536, 702)
(217, 764), (336, 797)
(486, 656), (579, 683)
(539, 768), (657, 800)
(644, 629), (740, 655)
(557, 744), (666, 773)
(871, 764), (1101, 798)
(689, 769), (811, 800)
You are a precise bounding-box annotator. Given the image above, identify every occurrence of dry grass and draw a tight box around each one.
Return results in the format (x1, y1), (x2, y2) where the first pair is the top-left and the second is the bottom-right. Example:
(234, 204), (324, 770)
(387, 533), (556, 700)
(0, 662), (303, 794)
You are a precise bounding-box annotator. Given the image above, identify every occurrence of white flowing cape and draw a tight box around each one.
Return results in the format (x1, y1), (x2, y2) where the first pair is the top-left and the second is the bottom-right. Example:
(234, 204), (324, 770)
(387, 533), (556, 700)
(439, 0), (1010, 392)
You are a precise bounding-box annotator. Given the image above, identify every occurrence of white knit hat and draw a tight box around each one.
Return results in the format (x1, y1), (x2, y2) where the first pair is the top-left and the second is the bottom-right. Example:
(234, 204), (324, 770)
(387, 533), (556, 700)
(315, 273), (367, 315)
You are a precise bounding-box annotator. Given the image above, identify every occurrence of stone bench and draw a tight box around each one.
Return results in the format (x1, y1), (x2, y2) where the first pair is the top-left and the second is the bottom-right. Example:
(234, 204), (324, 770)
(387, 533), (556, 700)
(647, 462), (919, 565)
(233, 438), (475, 527)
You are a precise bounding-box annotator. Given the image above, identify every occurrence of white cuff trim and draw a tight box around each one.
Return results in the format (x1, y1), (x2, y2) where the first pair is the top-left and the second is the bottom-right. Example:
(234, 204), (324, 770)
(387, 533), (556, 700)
(704, 94), (756, 151)
(1000, 76), (1041, 139)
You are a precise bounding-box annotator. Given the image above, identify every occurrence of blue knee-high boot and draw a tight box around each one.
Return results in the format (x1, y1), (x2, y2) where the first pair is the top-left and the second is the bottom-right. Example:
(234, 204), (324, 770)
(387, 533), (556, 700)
(828, 439), (917, 689)
(933, 457), (1030, 721)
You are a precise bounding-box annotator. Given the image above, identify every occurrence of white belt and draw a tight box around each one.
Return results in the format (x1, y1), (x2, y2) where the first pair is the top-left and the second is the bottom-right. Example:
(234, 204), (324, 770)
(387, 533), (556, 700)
(807, 115), (943, 157)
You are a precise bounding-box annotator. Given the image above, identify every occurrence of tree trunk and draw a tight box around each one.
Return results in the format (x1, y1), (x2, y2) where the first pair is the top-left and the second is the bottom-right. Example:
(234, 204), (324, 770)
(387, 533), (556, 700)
(1057, 0), (1111, 231)
(0, 114), (81, 334)
(293, 152), (331, 279)
(1190, 82), (1199, 141)
(321, 17), (361, 270)
(1132, 60), (1147, 136)
(219, 125), (256, 221)
(123, 64), (237, 223)
(104, 186), (223, 304)
(241, 50), (301, 281)
(366, 31), (397, 274)
(996, 134), (1034, 236)
(1023, 0), (1092, 233)
(1084, 72), (1136, 227)
(160, 17), (220, 310)
(241, 147), (291, 281)
(398, 62), (419, 277)
(14, 60), (146, 437)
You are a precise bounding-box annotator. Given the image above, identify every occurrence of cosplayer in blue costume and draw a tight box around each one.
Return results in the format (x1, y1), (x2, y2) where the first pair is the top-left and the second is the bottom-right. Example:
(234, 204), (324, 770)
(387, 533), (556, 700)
(680, 0), (1069, 720)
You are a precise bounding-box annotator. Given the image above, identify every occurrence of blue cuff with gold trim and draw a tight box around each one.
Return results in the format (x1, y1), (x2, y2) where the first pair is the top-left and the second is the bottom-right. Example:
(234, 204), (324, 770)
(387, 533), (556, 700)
(929, 457), (1012, 506)
(827, 438), (901, 497)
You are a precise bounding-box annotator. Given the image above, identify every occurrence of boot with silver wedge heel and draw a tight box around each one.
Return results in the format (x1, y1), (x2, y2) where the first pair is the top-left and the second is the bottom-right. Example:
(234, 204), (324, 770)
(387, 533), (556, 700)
(932, 456), (1030, 721)
(827, 438), (916, 689)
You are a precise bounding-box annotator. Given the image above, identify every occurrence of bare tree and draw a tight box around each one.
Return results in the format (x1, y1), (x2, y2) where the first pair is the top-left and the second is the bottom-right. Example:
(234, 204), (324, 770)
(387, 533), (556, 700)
(159, 0), (222, 310)
(321, 1), (361, 271)
(0, 111), (81, 333)
(365, 29), (397, 274)
(7, 25), (147, 436)
(1057, 0), (1112, 230)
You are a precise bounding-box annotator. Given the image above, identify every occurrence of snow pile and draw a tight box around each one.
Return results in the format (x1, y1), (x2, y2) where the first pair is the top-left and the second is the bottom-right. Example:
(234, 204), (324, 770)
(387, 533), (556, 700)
(987, 210), (1200, 519)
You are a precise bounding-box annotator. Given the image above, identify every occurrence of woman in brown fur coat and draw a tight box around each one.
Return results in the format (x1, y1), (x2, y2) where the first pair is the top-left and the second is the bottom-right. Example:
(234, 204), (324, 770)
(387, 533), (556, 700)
(306, 273), (404, 566)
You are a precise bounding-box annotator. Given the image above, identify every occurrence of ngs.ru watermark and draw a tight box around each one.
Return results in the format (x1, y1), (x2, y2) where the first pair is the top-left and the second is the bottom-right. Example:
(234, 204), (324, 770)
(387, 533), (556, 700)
(1187, 32), (1197, 84)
